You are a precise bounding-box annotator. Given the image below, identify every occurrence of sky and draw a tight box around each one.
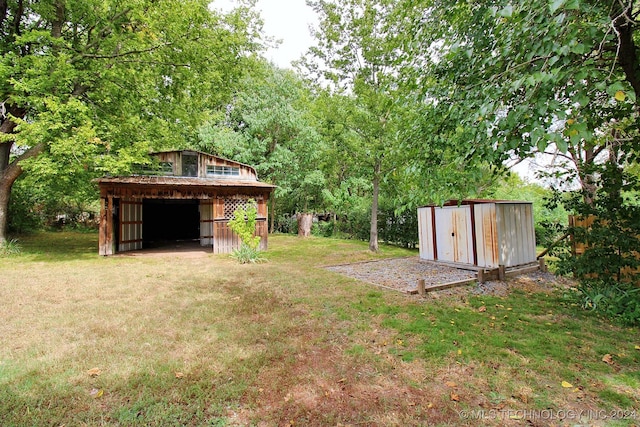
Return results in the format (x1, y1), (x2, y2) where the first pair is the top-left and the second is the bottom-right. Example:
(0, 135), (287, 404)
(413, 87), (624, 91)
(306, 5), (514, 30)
(212, 0), (318, 69)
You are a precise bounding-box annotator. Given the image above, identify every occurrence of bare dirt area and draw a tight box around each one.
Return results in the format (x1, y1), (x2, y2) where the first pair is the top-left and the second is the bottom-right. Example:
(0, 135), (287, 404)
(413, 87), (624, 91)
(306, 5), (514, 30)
(325, 256), (571, 297)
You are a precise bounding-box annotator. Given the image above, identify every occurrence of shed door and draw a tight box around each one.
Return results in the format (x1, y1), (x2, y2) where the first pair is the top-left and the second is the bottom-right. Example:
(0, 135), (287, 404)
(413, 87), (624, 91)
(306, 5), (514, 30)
(119, 199), (143, 252)
(199, 200), (214, 247)
(435, 206), (474, 265)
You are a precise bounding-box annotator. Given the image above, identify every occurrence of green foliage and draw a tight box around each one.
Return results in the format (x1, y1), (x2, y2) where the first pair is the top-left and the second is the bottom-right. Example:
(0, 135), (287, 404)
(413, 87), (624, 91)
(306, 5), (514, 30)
(0, 239), (21, 256)
(227, 200), (261, 251)
(0, 0), (263, 239)
(230, 243), (266, 264)
(568, 280), (640, 326)
(554, 163), (640, 283)
(378, 205), (418, 249)
(197, 62), (327, 220)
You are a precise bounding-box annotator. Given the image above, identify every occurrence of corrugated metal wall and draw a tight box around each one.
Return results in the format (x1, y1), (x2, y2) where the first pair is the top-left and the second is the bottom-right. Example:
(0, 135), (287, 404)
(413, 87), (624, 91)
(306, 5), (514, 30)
(434, 206), (474, 264)
(418, 201), (536, 268)
(418, 207), (434, 260)
(496, 203), (536, 267)
(473, 203), (499, 268)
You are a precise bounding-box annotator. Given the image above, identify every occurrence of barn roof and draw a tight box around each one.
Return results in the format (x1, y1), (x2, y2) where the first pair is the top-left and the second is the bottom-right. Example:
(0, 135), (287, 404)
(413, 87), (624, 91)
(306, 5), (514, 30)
(96, 175), (276, 189)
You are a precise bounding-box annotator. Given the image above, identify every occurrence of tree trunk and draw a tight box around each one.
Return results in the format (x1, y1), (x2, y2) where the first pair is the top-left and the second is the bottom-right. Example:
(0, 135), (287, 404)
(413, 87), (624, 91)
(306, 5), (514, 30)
(297, 213), (313, 237)
(0, 143), (45, 243)
(369, 161), (380, 252)
(0, 179), (11, 244)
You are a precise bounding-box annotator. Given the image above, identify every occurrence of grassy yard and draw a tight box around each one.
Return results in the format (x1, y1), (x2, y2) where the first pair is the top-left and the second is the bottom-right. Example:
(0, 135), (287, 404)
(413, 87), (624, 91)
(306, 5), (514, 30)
(0, 232), (638, 426)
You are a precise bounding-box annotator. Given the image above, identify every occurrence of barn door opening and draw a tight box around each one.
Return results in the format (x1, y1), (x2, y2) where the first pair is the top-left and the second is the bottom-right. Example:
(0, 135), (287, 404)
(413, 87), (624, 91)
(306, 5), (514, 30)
(143, 199), (200, 248)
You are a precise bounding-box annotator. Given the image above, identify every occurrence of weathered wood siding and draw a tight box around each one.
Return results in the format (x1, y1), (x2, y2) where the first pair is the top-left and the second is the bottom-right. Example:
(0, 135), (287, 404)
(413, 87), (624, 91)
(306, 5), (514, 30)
(210, 196), (268, 254)
(119, 199), (143, 252)
(151, 151), (258, 180)
(199, 200), (214, 246)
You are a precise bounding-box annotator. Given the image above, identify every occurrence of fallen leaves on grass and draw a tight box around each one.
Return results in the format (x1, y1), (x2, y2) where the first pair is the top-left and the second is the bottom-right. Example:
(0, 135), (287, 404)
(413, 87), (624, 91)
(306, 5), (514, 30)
(86, 367), (101, 377)
(450, 392), (460, 402)
(175, 372), (184, 379)
(89, 388), (104, 399)
(561, 381), (573, 388)
(445, 381), (457, 388)
(602, 354), (614, 365)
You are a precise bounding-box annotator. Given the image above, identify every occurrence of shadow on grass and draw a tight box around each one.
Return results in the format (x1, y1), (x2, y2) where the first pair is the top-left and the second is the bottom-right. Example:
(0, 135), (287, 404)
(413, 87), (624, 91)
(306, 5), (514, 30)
(9, 231), (99, 262)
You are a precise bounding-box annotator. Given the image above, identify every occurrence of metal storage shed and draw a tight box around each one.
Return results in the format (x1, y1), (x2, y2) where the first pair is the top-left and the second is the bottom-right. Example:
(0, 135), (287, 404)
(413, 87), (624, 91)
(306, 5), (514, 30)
(417, 200), (537, 269)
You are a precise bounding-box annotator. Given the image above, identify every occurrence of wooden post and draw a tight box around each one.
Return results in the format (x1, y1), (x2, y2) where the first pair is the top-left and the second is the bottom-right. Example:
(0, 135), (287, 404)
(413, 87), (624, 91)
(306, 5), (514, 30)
(417, 279), (426, 297)
(498, 265), (506, 281)
(477, 269), (485, 284)
(99, 196), (114, 256)
(538, 257), (547, 272)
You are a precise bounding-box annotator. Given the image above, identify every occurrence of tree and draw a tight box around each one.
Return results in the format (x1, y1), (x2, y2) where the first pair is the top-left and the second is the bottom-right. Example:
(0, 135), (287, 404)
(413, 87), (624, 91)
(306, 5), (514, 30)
(0, 0), (261, 242)
(301, 0), (403, 252)
(393, 1), (640, 314)
(197, 62), (326, 233)
(395, 0), (639, 196)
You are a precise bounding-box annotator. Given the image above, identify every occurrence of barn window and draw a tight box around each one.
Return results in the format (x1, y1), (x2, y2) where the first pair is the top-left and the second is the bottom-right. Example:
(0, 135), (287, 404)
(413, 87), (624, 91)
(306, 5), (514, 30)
(207, 165), (240, 177)
(182, 153), (198, 177)
(159, 162), (173, 175)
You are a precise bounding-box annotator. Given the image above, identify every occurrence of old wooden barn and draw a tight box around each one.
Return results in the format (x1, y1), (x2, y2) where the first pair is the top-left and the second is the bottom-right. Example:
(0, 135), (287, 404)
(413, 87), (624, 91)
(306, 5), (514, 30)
(97, 150), (276, 255)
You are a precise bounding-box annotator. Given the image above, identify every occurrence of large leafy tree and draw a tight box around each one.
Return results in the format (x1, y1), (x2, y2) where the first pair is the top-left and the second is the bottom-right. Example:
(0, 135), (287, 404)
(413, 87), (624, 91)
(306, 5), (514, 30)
(197, 62), (326, 232)
(395, 0), (640, 291)
(301, 0), (404, 252)
(396, 0), (639, 195)
(0, 0), (260, 242)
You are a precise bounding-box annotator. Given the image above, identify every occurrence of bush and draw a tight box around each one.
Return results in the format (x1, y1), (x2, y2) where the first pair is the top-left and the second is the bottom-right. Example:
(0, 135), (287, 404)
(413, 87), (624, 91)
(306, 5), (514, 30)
(312, 220), (335, 237)
(0, 239), (21, 256)
(227, 199), (266, 264)
(568, 280), (640, 326)
(230, 243), (266, 264)
(378, 207), (418, 248)
(274, 214), (298, 234)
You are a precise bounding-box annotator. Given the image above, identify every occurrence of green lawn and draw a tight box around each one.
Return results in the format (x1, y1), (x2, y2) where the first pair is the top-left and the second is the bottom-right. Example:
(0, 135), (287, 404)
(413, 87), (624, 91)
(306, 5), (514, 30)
(0, 232), (638, 426)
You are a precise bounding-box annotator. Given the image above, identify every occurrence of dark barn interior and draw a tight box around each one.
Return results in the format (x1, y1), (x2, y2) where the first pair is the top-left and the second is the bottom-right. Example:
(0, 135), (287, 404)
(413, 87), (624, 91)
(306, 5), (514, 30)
(143, 199), (200, 247)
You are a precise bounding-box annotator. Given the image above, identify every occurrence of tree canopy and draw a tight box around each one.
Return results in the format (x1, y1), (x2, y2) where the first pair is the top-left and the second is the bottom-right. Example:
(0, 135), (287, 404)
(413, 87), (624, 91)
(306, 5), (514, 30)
(0, 0), (262, 241)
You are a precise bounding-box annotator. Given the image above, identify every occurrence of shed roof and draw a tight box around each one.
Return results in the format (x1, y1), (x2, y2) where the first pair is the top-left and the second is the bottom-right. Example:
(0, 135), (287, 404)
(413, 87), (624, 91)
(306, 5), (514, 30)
(420, 199), (532, 208)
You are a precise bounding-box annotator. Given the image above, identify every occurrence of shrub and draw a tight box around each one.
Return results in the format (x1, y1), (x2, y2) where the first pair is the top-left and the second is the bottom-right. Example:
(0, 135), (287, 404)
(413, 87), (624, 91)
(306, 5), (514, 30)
(0, 239), (21, 256)
(568, 280), (640, 326)
(227, 199), (265, 264)
(230, 243), (266, 264)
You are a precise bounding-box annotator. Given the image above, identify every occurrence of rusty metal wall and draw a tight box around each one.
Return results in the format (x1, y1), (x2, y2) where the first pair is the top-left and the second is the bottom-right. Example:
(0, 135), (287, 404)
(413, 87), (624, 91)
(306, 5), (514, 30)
(418, 201), (536, 268)
(417, 207), (435, 260)
(434, 205), (474, 264)
(473, 203), (499, 268)
(496, 203), (537, 267)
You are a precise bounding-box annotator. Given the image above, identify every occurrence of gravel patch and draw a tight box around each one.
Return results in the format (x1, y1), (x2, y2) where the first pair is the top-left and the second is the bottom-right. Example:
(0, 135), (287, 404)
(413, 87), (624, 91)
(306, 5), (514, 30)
(325, 257), (569, 297)
(325, 257), (476, 293)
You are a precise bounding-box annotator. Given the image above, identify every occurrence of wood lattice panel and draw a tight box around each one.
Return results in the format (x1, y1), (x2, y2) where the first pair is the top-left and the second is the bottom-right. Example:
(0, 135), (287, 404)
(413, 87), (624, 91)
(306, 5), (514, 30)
(223, 197), (250, 219)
